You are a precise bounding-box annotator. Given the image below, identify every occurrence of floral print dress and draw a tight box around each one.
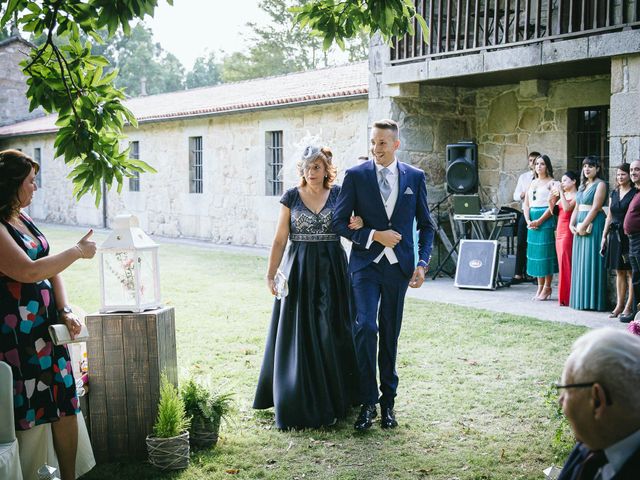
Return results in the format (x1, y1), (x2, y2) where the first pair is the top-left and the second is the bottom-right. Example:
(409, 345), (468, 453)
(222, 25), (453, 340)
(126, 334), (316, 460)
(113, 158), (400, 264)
(0, 213), (79, 431)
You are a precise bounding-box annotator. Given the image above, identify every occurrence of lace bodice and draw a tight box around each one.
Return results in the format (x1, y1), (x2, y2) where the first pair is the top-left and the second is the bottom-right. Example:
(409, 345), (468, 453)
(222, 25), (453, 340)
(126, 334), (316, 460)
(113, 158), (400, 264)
(280, 186), (340, 241)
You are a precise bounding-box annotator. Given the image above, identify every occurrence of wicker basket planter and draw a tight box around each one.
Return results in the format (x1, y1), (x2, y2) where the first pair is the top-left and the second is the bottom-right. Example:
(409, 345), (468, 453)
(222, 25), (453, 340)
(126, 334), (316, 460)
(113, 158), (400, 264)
(190, 417), (221, 449)
(146, 431), (190, 470)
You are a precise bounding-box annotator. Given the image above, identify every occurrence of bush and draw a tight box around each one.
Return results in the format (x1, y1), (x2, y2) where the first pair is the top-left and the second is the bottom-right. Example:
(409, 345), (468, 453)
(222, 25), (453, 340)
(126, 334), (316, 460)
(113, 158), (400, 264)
(153, 373), (191, 438)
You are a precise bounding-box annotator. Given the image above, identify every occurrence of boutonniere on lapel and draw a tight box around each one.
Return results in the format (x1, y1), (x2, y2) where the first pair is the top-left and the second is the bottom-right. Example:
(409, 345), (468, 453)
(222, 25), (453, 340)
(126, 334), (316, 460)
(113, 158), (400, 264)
(404, 187), (414, 195)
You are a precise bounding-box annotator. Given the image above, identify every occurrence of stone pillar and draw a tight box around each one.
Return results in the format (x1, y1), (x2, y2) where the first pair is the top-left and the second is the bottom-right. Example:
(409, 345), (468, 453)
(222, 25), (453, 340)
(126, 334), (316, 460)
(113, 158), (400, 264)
(610, 54), (640, 167)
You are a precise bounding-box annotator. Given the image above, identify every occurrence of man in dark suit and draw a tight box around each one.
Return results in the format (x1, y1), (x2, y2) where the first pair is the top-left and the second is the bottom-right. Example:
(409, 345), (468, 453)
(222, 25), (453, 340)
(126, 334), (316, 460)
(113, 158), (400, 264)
(556, 328), (640, 480)
(332, 119), (435, 431)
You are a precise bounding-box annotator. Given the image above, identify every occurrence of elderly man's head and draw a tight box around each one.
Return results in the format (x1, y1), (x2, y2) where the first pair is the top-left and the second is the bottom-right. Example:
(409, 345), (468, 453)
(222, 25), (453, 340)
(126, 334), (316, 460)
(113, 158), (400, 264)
(559, 328), (640, 450)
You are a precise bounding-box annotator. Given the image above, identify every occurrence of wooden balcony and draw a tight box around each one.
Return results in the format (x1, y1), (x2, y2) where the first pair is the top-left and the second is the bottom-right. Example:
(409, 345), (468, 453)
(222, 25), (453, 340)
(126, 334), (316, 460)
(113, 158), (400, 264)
(391, 0), (640, 64)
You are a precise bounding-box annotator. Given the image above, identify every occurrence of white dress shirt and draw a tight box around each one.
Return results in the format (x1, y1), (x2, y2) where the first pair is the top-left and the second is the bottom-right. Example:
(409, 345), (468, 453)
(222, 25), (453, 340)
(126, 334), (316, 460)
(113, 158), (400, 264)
(514, 170), (534, 205)
(366, 159), (399, 264)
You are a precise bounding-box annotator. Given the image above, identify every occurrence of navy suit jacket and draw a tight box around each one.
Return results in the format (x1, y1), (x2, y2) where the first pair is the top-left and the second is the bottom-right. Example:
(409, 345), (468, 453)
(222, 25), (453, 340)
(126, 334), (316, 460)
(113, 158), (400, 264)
(558, 442), (640, 480)
(332, 159), (435, 277)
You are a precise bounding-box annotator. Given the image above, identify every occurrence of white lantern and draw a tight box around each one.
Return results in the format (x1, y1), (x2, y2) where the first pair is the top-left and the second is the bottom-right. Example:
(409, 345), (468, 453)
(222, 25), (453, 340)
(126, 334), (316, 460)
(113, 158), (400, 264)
(98, 214), (161, 313)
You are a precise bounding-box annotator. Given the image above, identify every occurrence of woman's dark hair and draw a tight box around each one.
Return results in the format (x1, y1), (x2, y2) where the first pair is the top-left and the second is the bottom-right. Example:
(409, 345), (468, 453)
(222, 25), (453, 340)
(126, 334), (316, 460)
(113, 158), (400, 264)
(562, 170), (578, 184)
(614, 163), (631, 190)
(534, 154), (554, 179)
(0, 149), (39, 220)
(579, 155), (602, 190)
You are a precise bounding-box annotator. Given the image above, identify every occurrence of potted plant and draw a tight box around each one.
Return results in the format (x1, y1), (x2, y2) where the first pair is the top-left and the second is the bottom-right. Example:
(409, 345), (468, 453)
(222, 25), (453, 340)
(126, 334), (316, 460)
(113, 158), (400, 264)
(146, 374), (191, 470)
(181, 378), (233, 449)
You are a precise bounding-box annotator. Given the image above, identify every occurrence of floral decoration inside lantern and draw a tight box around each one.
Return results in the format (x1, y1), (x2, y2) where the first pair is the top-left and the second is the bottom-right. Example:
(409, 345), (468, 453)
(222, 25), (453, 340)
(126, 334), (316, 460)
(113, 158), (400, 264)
(99, 214), (161, 313)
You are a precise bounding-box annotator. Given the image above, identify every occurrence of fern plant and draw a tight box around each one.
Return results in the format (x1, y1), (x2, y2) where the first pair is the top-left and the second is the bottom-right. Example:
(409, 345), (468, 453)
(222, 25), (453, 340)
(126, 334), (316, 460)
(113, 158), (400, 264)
(181, 378), (233, 430)
(153, 374), (191, 438)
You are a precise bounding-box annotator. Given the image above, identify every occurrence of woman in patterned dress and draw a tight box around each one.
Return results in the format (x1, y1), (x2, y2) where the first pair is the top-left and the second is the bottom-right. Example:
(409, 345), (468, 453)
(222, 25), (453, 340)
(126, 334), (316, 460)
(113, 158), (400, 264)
(0, 150), (96, 480)
(253, 146), (362, 429)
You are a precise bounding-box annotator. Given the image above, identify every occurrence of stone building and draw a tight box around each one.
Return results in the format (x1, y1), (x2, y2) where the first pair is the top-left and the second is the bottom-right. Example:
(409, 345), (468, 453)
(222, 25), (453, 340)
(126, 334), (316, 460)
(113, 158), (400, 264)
(0, 36), (44, 126)
(371, 0), (640, 205)
(0, 53), (368, 246)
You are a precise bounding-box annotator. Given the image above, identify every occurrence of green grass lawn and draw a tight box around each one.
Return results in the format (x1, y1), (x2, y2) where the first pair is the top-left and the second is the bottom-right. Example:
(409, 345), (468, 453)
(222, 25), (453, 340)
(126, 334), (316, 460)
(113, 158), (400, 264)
(43, 225), (581, 479)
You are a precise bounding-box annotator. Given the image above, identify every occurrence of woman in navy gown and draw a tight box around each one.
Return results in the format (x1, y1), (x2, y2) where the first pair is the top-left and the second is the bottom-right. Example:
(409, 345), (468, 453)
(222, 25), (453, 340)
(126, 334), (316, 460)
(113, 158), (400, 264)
(253, 146), (361, 429)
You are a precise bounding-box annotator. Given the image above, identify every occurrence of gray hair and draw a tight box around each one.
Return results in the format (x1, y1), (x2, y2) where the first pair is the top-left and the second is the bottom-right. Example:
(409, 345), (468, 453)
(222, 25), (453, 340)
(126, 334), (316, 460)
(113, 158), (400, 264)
(565, 328), (640, 409)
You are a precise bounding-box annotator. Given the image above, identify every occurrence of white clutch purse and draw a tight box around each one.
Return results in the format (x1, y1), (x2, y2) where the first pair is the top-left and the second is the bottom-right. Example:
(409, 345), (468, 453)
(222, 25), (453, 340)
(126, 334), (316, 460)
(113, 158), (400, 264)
(274, 269), (289, 300)
(48, 324), (89, 346)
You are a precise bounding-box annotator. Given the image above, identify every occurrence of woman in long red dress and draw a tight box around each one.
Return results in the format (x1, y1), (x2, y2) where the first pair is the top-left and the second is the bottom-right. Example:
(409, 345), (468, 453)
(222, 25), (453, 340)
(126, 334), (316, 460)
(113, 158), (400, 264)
(550, 171), (578, 306)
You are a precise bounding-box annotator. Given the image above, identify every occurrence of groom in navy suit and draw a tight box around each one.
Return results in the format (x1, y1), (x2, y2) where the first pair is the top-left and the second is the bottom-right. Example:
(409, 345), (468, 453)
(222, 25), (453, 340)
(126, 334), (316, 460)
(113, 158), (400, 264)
(332, 119), (435, 430)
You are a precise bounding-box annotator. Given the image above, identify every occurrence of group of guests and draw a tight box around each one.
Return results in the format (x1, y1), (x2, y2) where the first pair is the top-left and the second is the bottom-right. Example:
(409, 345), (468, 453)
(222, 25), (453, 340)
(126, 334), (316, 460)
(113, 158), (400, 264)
(515, 152), (637, 318)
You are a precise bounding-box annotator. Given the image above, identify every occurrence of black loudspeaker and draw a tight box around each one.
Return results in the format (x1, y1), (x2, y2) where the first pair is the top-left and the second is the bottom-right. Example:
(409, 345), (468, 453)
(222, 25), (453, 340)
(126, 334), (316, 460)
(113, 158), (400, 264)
(498, 255), (516, 281)
(454, 240), (500, 290)
(446, 142), (478, 194)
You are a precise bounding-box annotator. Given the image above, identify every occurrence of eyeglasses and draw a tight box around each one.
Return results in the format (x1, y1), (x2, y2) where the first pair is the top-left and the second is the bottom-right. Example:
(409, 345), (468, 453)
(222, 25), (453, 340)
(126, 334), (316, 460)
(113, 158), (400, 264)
(555, 382), (613, 405)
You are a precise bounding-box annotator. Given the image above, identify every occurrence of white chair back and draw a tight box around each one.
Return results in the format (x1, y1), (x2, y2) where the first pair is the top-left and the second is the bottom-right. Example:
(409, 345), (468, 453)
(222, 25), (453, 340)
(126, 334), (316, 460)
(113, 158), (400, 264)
(0, 361), (15, 444)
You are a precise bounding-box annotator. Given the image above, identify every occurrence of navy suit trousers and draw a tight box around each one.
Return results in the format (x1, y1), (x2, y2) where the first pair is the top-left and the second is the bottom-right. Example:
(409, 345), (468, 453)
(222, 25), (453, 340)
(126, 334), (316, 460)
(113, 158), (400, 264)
(351, 257), (410, 408)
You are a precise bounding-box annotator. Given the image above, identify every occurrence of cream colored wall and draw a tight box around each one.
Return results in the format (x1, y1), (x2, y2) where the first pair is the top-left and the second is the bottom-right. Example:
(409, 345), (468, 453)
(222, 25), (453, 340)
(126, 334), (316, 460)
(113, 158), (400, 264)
(2, 99), (368, 247)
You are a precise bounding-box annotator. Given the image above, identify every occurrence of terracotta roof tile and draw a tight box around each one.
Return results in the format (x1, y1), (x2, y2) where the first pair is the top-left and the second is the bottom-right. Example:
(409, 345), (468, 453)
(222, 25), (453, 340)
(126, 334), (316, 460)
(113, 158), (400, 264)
(0, 62), (368, 138)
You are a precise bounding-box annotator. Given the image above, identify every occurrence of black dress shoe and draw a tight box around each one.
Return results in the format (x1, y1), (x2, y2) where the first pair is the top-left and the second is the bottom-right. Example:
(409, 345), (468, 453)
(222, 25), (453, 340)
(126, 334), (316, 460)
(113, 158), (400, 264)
(354, 404), (377, 431)
(620, 314), (633, 323)
(380, 406), (398, 429)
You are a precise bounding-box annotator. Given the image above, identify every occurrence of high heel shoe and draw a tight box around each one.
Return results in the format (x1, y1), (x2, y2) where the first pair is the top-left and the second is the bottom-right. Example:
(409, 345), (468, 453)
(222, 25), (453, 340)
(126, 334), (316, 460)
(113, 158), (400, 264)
(532, 289), (543, 301)
(609, 307), (624, 318)
(537, 286), (552, 301)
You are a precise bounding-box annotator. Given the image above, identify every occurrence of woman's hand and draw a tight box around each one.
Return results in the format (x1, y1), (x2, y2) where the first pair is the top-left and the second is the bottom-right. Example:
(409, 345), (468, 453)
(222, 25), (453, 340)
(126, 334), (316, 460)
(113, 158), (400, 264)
(266, 275), (277, 295)
(577, 223), (588, 236)
(569, 224), (577, 235)
(528, 220), (539, 229)
(76, 230), (97, 259)
(60, 311), (82, 339)
(348, 216), (364, 230)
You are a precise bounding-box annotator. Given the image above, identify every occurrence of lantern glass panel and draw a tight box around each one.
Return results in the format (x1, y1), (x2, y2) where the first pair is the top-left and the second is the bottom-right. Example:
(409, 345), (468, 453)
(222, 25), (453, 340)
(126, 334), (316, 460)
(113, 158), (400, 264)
(138, 249), (157, 304)
(102, 250), (139, 308)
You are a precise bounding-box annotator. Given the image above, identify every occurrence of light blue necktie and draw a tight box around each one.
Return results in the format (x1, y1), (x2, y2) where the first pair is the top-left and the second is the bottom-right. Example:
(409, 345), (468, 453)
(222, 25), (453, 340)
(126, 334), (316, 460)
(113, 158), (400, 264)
(379, 167), (391, 201)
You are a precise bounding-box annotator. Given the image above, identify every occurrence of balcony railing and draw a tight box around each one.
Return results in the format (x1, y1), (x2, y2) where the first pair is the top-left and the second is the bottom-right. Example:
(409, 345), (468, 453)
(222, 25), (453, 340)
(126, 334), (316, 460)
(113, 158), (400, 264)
(391, 0), (640, 64)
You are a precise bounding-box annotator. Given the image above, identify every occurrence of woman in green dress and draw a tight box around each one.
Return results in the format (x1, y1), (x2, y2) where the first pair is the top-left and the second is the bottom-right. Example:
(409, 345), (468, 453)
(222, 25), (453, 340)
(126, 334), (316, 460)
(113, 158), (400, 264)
(523, 154), (558, 300)
(569, 156), (608, 311)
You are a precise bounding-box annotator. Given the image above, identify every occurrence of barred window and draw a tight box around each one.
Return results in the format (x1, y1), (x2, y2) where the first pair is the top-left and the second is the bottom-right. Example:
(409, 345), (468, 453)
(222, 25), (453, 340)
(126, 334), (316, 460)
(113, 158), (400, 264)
(33, 147), (41, 187)
(129, 141), (140, 192)
(569, 106), (609, 181)
(266, 131), (283, 196)
(189, 136), (203, 194)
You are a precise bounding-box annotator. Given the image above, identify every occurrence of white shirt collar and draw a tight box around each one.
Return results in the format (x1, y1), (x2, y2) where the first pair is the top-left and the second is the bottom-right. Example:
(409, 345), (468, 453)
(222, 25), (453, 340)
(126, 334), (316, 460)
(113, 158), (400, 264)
(603, 428), (640, 478)
(375, 159), (398, 176)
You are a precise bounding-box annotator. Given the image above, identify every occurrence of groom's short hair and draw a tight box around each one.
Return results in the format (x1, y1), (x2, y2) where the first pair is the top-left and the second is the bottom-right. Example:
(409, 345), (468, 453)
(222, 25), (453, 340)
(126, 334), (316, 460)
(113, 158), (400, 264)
(372, 119), (399, 139)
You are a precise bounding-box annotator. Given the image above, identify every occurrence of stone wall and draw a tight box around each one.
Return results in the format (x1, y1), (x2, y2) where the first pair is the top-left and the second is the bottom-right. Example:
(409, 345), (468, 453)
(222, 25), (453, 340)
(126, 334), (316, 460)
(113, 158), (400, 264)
(476, 75), (610, 206)
(368, 71), (611, 208)
(0, 37), (44, 126)
(1, 99), (368, 247)
(610, 54), (640, 166)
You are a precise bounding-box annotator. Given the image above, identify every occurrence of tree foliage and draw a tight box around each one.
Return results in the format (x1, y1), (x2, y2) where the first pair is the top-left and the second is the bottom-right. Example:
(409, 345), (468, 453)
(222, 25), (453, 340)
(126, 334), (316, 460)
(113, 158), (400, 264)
(186, 51), (221, 89)
(293, 0), (429, 49)
(0, 0), (162, 206)
(221, 0), (368, 82)
(106, 23), (184, 96)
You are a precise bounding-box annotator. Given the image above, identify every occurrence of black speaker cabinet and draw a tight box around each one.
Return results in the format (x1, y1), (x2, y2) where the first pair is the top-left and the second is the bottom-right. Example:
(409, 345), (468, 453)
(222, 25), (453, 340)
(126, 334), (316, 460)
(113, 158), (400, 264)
(446, 142), (478, 194)
(454, 240), (500, 290)
(498, 254), (516, 282)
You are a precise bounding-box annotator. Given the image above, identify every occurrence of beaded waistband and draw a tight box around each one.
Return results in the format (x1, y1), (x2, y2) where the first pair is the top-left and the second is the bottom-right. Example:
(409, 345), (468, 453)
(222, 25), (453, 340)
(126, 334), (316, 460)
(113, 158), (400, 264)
(290, 233), (339, 242)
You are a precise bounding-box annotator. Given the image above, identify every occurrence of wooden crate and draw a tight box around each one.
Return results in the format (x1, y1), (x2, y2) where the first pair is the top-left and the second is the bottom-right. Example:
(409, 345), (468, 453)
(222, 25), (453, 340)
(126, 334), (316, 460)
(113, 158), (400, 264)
(86, 307), (177, 462)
